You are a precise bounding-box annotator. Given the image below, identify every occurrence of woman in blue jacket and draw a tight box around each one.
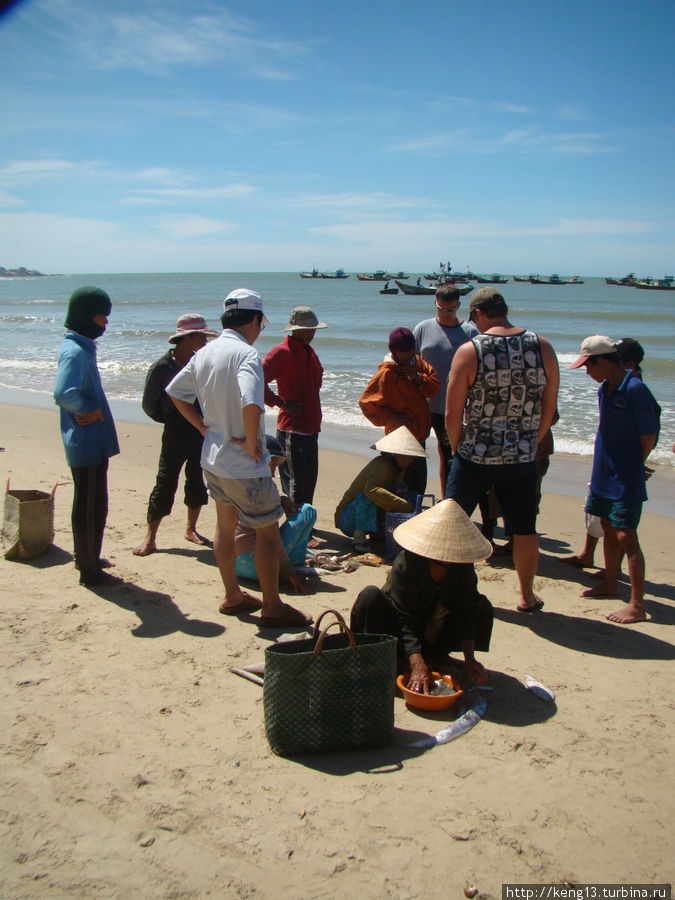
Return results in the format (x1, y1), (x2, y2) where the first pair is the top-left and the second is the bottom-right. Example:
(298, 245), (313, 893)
(54, 286), (121, 586)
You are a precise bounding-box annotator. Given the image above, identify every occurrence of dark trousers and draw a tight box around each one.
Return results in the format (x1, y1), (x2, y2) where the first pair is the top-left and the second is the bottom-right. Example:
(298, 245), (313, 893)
(350, 585), (493, 665)
(147, 434), (207, 521)
(276, 431), (319, 507)
(71, 460), (109, 585)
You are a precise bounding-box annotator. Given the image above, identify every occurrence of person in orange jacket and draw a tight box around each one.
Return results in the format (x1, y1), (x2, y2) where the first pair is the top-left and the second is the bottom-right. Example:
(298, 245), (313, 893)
(359, 326), (439, 494)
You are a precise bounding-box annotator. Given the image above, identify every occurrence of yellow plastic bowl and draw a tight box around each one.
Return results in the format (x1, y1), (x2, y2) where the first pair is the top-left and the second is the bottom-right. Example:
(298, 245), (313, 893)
(396, 671), (464, 711)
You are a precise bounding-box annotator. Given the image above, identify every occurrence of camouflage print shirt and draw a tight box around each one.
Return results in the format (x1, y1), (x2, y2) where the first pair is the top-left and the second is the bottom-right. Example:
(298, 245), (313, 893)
(457, 330), (547, 465)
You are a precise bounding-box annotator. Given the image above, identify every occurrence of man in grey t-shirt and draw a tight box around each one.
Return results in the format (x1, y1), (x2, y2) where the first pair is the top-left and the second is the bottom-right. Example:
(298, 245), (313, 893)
(413, 283), (478, 495)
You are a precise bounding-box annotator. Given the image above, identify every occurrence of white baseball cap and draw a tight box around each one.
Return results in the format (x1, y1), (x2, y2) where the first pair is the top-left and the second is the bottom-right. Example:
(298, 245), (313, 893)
(223, 288), (269, 324)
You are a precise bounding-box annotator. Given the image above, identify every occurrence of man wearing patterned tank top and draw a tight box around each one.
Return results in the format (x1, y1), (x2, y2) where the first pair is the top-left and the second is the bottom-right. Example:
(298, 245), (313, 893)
(444, 287), (559, 612)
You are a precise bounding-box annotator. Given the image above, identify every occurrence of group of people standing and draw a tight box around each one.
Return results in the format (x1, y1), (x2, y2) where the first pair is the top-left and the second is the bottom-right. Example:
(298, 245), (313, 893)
(53, 279), (660, 690)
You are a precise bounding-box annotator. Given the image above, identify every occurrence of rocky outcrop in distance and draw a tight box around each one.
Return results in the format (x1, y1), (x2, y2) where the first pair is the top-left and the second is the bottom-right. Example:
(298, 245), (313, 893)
(0, 266), (46, 277)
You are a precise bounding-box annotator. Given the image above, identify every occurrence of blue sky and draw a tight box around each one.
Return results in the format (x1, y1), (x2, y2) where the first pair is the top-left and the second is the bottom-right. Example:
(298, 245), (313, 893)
(1, 0), (673, 275)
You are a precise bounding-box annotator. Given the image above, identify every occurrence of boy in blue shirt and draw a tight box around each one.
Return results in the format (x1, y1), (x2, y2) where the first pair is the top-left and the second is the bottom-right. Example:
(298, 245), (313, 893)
(571, 335), (658, 623)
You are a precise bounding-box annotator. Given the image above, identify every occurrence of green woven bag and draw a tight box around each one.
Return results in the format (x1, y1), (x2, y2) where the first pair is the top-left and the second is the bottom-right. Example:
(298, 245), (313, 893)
(263, 609), (397, 756)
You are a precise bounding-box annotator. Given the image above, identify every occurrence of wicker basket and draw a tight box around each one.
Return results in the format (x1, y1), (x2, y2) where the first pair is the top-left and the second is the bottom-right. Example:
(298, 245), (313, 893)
(2, 480), (56, 560)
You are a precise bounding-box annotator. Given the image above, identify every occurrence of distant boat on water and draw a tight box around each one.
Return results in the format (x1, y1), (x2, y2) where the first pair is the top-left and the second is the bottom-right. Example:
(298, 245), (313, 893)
(357, 270), (391, 281)
(474, 274), (509, 284)
(632, 276), (674, 290)
(300, 267), (349, 279)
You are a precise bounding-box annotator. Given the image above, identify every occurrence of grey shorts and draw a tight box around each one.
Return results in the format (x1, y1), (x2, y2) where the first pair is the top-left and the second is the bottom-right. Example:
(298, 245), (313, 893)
(205, 471), (282, 528)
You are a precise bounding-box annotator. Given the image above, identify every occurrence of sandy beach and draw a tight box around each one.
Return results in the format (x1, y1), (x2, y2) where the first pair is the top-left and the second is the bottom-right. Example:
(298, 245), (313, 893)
(1, 403), (673, 898)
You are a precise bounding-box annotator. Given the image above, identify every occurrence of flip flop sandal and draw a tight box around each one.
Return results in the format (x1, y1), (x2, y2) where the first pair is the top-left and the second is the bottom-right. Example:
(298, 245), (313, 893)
(516, 598), (544, 613)
(219, 594), (263, 616)
(259, 603), (313, 629)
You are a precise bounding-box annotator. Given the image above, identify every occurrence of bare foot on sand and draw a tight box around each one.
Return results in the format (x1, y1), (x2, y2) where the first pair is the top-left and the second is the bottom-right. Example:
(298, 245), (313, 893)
(582, 583), (618, 598)
(186, 529), (210, 546)
(606, 604), (647, 624)
(133, 539), (156, 557)
(562, 554), (596, 569)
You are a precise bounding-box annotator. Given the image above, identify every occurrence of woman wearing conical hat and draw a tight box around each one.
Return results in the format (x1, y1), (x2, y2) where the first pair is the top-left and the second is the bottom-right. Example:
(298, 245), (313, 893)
(334, 426), (427, 554)
(350, 499), (493, 693)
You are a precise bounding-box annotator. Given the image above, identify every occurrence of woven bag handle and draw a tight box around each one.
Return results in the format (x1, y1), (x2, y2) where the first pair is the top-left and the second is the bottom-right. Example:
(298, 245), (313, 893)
(312, 609), (356, 654)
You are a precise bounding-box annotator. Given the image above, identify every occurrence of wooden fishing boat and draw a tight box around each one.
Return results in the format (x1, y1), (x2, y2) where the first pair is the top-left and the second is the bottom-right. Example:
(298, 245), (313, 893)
(320, 269), (349, 279)
(474, 274), (509, 284)
(299, 268), (320, 278)
(395, 280), (436, 295)
(380, 287), (399, 295)
(356, 270), (390, 281)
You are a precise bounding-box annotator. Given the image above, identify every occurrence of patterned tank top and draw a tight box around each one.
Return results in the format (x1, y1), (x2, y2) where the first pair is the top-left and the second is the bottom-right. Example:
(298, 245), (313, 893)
(457, 330), (547, 465)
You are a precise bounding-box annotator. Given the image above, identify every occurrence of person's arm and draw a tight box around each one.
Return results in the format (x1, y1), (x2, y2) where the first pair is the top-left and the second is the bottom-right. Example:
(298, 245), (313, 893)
(413, 357), (440, 398)
(54, 349), (103, 424)
(537, 337), (560, 445)
(445, 342), (476, 452)
(459, 640), (485, 684)
(640, 434), (657, 461)
(170, 397), (206, 436)
(238, 403), (263, 462)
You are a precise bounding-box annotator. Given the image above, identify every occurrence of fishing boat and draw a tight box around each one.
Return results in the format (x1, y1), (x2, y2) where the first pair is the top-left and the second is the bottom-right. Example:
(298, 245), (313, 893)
(605, 273), (635, 286)
(395, 280), (436, 295)
(299, 268), (320, 279)
(529, 274), (569, 285)
(320, 269), (349, 279)
(380, 283), (399, 295)
(356, 270), (390, 281)
(633, 276), (674, 290)
(474, 274), (509, 284)
(398, 280), (473, 296)
(513, 275), (531, 282)
(568, 275), (585, 284)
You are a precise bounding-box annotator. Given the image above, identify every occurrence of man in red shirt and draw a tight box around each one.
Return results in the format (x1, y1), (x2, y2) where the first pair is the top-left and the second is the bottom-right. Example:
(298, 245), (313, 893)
(263, 306), (327, 506)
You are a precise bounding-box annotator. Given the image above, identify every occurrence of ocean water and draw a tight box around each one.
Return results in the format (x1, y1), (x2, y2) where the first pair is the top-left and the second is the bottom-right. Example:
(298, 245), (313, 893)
(0, 272), (673, 466)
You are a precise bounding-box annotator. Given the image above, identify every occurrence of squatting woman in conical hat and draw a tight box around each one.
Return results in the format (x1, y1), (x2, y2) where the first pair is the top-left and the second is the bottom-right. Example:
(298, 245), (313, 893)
(350, 499), (493, 693)
(334, 426), (427, 554)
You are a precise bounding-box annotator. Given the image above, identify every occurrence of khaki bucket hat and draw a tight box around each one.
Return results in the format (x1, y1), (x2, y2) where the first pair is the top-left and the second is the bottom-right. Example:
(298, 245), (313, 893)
(372, 426), (427, 458)
(393, 498), (493, 563)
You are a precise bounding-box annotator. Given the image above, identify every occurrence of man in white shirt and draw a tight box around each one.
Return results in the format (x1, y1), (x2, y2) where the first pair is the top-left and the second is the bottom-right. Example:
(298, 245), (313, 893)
(167, 288), (312, 629)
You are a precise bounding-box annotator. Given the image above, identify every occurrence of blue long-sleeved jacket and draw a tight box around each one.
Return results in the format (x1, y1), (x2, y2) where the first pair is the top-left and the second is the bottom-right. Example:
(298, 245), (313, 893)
(53, 332), (120, 468)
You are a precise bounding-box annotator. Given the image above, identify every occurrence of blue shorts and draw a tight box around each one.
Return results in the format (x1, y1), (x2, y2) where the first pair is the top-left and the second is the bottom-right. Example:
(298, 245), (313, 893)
(585, 491), (642, 531)
(445, 455), (538, 535)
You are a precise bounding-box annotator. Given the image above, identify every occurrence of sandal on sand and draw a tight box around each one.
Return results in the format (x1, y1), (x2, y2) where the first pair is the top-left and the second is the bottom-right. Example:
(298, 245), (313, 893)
(219, 594), (263, 616)
(516, 598), (544, 613)
(259, 603), (313, 629)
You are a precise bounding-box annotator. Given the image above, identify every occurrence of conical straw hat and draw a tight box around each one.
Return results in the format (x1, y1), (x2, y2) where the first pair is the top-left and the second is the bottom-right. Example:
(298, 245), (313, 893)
(393, 498), (493, 563)
(372, 426), (427, 458)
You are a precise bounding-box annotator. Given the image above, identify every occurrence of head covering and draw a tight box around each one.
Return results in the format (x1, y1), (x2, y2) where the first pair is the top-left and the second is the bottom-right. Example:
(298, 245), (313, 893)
(223, 288), (269, 324)
(169, 313), (218, 344)
(64, 286), (112, 340)
(393, 498), (493, 563)
(372, 426), (427, 458)
(284, 306), (327, 331)
(468, 286), (508, 320)
(616, 337), (644, 367)
(570, 335), (616, 368)
(388, 326), (415, 353)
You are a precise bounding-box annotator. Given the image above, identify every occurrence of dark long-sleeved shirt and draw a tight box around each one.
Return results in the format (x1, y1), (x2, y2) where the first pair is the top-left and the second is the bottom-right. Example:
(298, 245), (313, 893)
(382, 550), (481, 657)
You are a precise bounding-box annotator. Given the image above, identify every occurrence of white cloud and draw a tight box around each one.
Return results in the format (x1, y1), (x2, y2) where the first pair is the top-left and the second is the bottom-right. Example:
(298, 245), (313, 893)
(32, 0), (311, 79)
(124, 183), (258, 205)
(388, 127), (616, 156)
